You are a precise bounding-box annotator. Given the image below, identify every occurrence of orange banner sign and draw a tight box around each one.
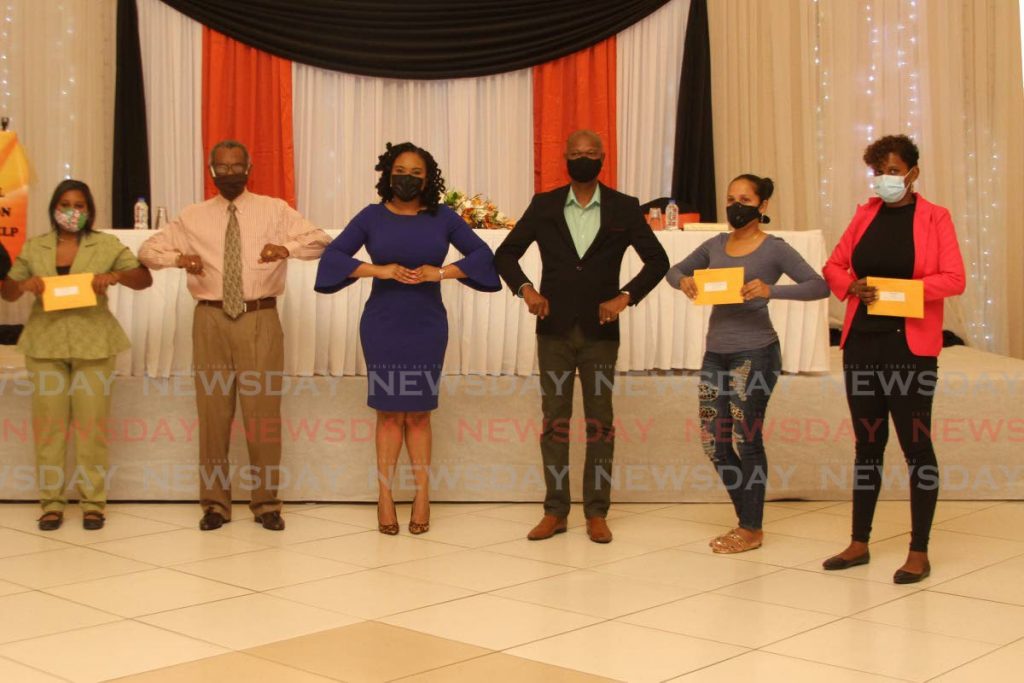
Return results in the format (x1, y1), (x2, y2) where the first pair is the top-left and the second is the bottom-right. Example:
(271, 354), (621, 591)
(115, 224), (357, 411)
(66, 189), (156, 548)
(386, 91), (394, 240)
(0, 131), (30, 261)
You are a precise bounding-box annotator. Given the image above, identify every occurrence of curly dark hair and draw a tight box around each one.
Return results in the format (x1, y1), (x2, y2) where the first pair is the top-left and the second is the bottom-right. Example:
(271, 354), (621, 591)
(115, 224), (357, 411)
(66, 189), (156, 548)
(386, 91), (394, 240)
(48, 179), (97, 234)
(729, 174), (775, 203)
(375, 142), (446, 214)
(863, 134), (919, 171)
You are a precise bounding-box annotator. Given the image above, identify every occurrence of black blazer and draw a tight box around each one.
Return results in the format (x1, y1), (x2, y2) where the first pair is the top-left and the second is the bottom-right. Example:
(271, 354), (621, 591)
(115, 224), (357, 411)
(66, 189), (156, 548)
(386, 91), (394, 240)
(495, 183), (669, 341)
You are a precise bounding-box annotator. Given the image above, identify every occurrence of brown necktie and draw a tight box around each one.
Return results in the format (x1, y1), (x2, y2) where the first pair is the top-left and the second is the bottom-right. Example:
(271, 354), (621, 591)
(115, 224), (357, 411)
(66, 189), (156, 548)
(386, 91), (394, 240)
(222, 203), (244, 319)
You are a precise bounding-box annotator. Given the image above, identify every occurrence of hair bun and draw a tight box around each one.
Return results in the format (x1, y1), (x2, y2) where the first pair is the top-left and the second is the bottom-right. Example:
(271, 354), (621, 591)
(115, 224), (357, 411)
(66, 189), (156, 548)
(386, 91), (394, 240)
(759, 177), (775, 200)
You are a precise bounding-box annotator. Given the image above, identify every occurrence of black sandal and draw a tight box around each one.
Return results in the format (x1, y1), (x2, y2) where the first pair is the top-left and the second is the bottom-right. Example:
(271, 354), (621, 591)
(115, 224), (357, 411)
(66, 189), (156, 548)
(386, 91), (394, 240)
(83, 512), (106, 531)
(37, 511), (63, 531)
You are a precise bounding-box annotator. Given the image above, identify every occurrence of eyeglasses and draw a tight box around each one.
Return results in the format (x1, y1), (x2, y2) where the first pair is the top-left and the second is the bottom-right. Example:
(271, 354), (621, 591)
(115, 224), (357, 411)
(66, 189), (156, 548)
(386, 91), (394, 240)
(567, 151), (603, 160)
(211, 163), (249, 175)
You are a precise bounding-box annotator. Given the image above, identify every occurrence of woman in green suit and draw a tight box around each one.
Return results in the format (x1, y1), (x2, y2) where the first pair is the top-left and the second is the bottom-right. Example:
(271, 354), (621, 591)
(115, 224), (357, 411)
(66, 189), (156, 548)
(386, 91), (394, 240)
(2, 180), (152, 530)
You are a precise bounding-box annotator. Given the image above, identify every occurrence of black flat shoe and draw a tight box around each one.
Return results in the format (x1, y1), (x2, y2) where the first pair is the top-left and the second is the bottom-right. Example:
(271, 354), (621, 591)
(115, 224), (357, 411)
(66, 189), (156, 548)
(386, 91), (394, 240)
(254, 511), (285, 531)
(37, 511), (63, 531)
(894, 562), (931, 584)
(82, 512), (105, 530)
(199, 511), (228, 531)
(822, 551), (871, 570)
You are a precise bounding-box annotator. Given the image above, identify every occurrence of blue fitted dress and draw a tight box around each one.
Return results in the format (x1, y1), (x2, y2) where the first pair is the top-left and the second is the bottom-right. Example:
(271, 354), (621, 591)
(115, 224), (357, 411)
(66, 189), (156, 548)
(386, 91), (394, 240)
(314, 204), (501, 411)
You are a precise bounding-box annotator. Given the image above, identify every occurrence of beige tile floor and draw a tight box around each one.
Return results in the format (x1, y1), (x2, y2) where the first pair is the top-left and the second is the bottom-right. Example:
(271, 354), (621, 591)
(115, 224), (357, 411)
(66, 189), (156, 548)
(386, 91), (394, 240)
(0, 500), (1020, 682)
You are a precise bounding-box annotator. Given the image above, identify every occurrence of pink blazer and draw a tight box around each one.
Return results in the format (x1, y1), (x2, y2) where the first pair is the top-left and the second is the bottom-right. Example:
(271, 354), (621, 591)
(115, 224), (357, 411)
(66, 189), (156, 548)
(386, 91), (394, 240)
(823, 194), (966, 357)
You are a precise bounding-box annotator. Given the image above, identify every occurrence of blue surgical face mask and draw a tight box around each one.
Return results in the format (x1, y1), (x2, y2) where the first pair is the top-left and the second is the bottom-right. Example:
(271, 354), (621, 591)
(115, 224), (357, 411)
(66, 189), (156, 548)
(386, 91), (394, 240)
(872, 174), (909, 203)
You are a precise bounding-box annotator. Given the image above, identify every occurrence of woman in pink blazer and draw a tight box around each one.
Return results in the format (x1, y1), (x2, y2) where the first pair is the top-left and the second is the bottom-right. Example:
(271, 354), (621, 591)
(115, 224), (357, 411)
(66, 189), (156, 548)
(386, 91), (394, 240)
(822, 135), (965, 584)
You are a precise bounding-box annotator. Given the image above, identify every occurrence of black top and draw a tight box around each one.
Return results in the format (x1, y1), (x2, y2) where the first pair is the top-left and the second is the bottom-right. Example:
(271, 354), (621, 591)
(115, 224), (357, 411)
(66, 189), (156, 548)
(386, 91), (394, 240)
(56, 265), (71, 276)
(851, 201), (916, 332)
(0, 243), (9, 280)
(494, 183), (670, 341)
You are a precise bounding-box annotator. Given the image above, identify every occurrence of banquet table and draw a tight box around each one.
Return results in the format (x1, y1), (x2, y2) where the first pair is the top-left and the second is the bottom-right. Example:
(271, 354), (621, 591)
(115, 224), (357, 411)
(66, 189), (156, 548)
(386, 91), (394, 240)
(105, 228), (831, 377)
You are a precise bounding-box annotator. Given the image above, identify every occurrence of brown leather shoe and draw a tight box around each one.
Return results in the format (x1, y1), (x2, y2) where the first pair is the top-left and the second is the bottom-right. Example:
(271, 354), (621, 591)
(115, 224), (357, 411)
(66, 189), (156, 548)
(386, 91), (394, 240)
(586, 517), (613, 544)
(254, 511), (285, 531)
(199, 511), (228, 531)
(527, 514), (568, 541)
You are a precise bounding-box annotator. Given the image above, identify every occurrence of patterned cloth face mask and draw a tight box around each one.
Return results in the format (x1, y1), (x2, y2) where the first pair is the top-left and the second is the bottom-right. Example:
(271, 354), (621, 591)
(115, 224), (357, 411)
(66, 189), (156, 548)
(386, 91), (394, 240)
(54, 208), (88, 233)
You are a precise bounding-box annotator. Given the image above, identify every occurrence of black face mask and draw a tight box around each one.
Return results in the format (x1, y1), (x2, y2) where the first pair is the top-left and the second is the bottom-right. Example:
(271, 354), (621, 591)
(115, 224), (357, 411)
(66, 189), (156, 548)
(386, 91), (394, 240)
(726, 202), (763, 229)
(391, 174), (424, 202)
(213, 173), (248, 201)
(567, 156), (603, 183)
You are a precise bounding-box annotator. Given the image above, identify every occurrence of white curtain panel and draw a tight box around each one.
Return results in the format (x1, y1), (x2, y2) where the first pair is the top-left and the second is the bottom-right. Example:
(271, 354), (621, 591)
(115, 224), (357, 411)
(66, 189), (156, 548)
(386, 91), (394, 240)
(137, 0), (204, 219)
(291, 65), (534, 376)
(131, 0), (204, 377)
(616, 0), (690, 205)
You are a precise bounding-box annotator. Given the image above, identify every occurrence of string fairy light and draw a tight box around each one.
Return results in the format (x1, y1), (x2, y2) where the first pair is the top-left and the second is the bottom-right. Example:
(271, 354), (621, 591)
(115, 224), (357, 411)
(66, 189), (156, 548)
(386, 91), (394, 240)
(812, 0), (834, 228)
(51, 2), (78, 180)
(0, 3), (14, 119)
(813, 0), (999, 351)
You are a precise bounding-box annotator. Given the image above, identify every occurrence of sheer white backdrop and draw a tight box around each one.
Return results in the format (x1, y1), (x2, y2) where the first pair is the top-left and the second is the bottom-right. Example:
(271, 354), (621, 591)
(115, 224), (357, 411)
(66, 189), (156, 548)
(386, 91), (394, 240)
(708, 0), (1024, 356)
(0, 0), (116, 324)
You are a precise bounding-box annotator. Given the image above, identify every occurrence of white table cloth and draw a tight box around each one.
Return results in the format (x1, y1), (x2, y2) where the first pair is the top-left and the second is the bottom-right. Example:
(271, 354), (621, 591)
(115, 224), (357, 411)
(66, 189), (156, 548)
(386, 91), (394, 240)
(105, 229), (831, 377)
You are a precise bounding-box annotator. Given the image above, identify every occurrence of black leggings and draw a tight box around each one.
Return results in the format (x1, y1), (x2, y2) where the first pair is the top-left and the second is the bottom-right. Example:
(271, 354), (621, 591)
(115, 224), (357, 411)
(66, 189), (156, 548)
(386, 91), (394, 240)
(843, 329), (939, 552)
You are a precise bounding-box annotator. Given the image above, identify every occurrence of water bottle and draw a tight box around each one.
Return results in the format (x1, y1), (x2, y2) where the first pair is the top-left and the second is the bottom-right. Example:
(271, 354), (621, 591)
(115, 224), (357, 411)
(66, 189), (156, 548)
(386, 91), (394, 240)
(648, 207), (663, 230)
(133, 197), (149, 230)
(665, 199), (679, 231)
(154, 206), (168, 231)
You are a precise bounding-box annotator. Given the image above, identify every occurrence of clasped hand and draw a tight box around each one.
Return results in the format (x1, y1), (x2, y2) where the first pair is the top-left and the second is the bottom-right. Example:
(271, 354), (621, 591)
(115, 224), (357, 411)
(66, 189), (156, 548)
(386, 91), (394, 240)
(376, 264), (443, 284)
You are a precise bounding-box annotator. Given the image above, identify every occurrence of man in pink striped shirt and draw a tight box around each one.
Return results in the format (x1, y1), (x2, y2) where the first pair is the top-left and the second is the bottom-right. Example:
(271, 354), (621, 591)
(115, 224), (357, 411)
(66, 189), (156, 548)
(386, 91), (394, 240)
(139, 140), (330, 531)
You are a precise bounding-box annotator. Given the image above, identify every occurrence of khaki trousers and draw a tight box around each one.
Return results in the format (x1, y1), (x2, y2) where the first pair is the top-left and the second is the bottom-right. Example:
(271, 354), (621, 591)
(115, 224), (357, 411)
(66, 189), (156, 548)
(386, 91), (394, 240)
(26, 356), (116, 513)
(192, 304), (284, 518)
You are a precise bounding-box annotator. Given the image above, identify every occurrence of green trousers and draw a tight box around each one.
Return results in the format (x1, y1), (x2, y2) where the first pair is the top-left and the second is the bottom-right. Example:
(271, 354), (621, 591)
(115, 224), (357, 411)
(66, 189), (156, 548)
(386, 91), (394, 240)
(536, 325), (619, 519)
(26, 356), (116, 513)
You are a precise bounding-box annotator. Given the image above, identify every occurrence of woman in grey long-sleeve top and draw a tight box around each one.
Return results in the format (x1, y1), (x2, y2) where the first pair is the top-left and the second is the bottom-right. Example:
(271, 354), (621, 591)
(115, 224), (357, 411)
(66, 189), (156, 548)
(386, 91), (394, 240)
(666, 174), (829, 554)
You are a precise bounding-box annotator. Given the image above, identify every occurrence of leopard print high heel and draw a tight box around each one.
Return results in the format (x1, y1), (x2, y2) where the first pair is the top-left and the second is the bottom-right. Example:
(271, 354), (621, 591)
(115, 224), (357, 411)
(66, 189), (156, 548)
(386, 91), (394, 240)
(378, 499), (399, 536)
(408, 496), (430, 535)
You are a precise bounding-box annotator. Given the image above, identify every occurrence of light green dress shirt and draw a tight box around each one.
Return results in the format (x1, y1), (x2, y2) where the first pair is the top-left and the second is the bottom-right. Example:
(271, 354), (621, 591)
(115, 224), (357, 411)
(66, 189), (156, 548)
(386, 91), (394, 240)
(563, 185), (602, 258)
(8, 231), (141, 360)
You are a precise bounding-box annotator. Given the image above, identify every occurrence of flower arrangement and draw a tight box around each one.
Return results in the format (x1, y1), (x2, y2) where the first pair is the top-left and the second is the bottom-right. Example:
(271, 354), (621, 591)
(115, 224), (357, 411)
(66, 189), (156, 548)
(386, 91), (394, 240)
(443, 190), (515, 230)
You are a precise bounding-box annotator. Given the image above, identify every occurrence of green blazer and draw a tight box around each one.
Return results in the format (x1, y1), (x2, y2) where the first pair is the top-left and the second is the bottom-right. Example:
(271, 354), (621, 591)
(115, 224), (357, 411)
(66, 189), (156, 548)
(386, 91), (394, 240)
(8, 231), (141, 360)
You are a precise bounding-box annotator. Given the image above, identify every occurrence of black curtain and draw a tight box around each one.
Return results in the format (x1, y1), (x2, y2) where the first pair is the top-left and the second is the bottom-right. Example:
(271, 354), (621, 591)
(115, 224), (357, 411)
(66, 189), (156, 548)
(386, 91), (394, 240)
(671, 0), (715, 221)
(159, 0), (671, 79)
(112, 0), (150, 228)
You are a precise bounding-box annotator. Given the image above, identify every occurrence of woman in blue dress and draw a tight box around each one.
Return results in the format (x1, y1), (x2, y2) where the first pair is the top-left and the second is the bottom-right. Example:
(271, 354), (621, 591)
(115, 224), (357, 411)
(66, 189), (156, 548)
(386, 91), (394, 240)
(315, 142), (501, 536)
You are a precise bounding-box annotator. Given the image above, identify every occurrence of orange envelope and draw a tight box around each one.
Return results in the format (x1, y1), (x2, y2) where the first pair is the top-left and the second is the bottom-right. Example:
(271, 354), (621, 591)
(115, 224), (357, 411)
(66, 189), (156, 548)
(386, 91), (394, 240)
(694, 267), (744, 305)
(866, 276), (924, 319)
(41, 273), (98, 312)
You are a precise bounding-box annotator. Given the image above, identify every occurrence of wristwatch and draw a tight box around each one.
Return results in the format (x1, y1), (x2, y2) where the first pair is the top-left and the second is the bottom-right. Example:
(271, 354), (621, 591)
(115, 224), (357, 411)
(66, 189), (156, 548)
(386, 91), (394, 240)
(619, 289), (631, 302)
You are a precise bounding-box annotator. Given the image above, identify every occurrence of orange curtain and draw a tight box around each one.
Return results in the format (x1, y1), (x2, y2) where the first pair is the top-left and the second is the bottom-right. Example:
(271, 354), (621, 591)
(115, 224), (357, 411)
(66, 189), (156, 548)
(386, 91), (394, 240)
(532, 38), (617, 193)
(202, 28), (295, 206)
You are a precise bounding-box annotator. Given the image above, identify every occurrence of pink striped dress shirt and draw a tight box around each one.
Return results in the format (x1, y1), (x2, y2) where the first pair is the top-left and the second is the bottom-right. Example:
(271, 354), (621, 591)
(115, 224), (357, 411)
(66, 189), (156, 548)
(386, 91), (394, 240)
(138, 191), (330, 301)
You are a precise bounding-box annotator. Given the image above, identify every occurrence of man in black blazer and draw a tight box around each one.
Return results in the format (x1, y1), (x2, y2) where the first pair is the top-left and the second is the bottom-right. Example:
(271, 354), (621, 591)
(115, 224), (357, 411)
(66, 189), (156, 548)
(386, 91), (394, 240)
(495, 130), (669, 543)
